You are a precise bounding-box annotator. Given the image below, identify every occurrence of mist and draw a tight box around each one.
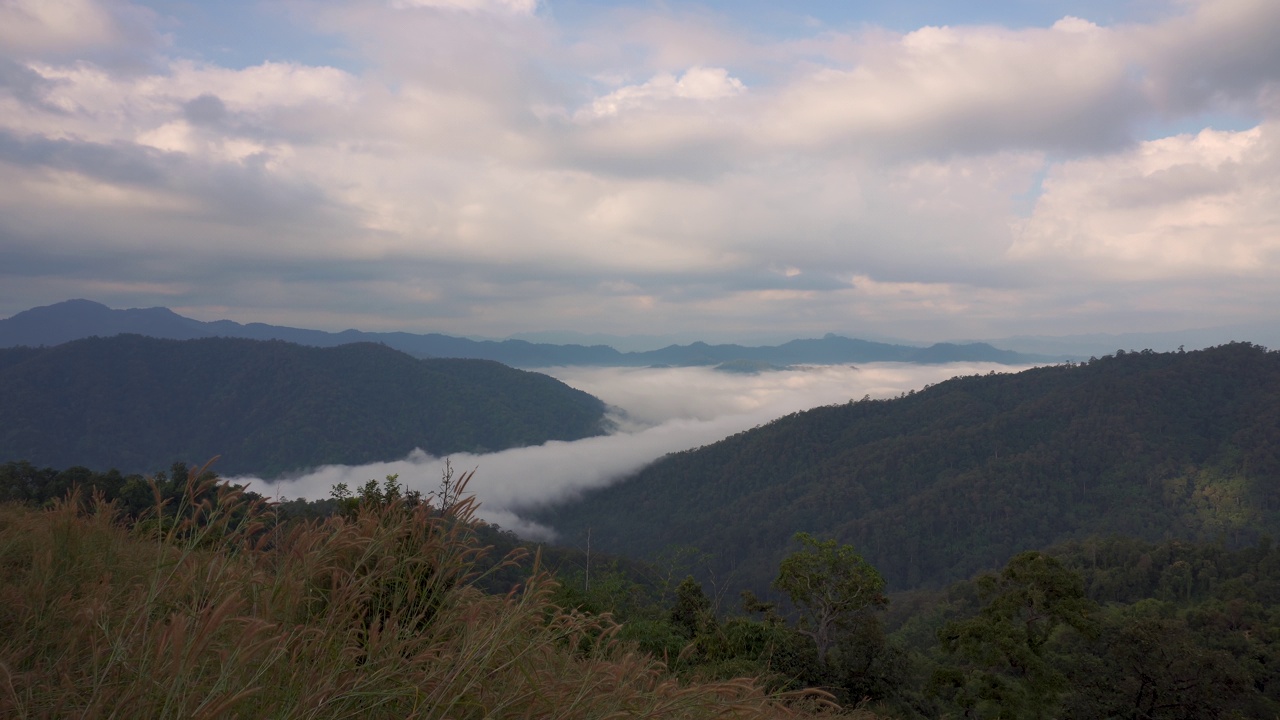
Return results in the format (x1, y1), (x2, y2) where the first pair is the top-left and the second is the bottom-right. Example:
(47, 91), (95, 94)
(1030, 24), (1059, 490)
(237, 362), (1032, 538)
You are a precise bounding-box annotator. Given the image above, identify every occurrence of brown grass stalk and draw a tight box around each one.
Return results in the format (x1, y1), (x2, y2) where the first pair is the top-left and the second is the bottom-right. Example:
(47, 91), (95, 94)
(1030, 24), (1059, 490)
(0, 466), (818, 719)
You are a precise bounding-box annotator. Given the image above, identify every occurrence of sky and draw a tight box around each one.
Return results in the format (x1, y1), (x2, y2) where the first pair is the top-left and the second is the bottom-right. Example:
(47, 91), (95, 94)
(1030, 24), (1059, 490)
(235, 362), (1027, 537)
(1, 0), (1279, 343)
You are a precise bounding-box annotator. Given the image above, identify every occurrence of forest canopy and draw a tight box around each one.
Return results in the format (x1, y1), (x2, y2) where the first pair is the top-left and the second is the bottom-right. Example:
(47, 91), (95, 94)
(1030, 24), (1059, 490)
(536, 343), (1280, 595)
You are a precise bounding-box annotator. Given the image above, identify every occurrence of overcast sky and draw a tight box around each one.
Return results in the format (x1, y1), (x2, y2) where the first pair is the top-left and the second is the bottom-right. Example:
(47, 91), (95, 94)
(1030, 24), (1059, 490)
(2, 0), (1278, 342)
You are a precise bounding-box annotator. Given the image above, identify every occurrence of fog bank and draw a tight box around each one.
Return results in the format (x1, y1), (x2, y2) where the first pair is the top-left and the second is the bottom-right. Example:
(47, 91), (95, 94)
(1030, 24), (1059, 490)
(237, 362), (1030, 538)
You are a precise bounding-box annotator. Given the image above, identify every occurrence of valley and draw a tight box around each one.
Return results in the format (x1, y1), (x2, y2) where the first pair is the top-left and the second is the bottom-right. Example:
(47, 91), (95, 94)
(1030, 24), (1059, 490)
(3, 303), (1279, 717)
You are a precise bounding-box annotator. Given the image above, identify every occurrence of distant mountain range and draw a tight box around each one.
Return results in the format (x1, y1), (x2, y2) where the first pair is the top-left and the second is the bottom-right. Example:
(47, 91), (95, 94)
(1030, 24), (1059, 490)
(532, 343), (1280, 596)
(0, 300), (1064, 367)
(0, 334), (607, 477)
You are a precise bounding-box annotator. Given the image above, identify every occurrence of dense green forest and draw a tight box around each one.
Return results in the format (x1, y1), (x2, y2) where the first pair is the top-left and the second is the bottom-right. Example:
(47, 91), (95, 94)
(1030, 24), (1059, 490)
(0, 334), (607, 476)
(534, 342), (1280, 597)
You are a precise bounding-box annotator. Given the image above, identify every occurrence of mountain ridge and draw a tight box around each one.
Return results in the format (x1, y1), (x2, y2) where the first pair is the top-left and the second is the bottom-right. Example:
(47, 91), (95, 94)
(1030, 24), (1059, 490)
(531, 343), (1280, 596)
(0, 334), (608, 477)
(0, 299), (1064, 367)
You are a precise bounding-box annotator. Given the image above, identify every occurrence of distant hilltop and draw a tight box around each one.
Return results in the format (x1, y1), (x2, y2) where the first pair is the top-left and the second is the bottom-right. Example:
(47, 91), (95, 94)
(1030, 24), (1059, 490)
(0, 299), (1064, 368)
(0, 334), (607, 477)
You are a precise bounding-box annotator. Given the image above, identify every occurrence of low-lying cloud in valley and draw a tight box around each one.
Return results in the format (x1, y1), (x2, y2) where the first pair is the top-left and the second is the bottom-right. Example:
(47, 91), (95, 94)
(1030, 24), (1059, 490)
(238, 362), (1030, 538)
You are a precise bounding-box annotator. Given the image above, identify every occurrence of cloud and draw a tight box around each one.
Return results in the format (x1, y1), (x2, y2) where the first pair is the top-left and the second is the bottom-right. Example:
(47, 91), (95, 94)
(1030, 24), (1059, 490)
(553, 2), (1280, 162)
(3, 0), (1280, 341)
(0, 0), (124, 56)
(182, 94), (228, 128)
(1139, 0), (1280, 114)
(238, 362), (1031, 538)
(0, 58), (67, 113)
(756, 18), (1139, 158)
(0, 0), (161, 69)
(582, 66), (746, 118)
(390, 0), (538, 15)
(1011, 123), (1280, 279)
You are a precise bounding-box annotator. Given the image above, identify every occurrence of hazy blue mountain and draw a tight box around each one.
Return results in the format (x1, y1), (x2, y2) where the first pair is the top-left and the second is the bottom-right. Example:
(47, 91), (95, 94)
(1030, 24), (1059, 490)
(0, 299), (211, 346)
(0, 335), (607, 477)
(1, 300), (1061, 366)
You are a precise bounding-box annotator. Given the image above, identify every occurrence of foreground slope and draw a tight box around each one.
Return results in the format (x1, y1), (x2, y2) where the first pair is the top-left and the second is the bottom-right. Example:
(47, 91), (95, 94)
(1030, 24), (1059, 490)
(0, 481), (803, 719)
(534, 343), (1280, 593)
(0, 335), (607, 476)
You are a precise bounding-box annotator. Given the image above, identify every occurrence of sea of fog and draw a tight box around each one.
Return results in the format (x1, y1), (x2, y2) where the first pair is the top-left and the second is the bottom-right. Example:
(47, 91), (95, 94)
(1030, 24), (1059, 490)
(233, 362), (1032, 538)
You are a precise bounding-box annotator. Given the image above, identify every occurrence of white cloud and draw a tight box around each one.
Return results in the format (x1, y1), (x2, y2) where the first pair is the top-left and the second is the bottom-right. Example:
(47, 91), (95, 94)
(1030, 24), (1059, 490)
(0, 0), (160, 68)
(1011, 124), (1280, 278)
(757, 19), (1135, 157)
(0, 0), (124, 56)
(390, 0), (537, 15)
(583, 66), (745, 118)
(238, 363), (1030, 538)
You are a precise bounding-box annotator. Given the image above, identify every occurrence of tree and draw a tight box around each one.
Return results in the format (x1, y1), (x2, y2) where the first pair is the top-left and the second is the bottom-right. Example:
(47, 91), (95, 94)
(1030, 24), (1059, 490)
(773, 532), (887, 663)
(329, 472), (422, 517)
(935, 551), (1096, 719)
(1060, 608), (1251, 719)
(670, 575), (714, 638)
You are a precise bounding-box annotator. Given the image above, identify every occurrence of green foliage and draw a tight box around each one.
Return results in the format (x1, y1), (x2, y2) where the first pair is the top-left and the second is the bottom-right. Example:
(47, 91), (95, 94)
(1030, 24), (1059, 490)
(774, 533), (887, 663)
(671, 575), (714, 638)
(0, 459), (229, 521)
(883, 538), (1280, 718)
(1056, 604), (1254, 719)
(331, 472), (425, 518)
(933, 552), (1096, 719)
(0, 334), (608, 476)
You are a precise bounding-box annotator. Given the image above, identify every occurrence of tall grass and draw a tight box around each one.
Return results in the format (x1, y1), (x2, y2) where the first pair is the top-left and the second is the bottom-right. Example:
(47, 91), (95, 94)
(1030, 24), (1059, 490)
(0, 467), (836, 718)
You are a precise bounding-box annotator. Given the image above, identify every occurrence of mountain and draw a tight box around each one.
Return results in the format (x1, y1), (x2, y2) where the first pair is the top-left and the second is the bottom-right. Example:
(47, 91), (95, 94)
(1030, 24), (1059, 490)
(622, 336), (1042, 366)
(0, 300), (1061, 367)
(531, 343), (1280, 595)
(976, 322), (1280, 358)
(0, 299), (213, 346)
(0, 335), (608, 477)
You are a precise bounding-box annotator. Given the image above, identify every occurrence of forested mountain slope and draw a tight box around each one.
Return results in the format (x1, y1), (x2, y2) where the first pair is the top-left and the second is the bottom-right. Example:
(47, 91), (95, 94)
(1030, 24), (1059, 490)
(0, 335), (607, 476)
(533, 343), (1280, 594)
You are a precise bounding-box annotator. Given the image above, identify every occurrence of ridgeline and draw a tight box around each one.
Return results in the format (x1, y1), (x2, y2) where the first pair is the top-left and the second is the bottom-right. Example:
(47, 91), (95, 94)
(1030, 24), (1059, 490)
(534, 343), (1280, 595)
(0, 334), (607, 477)
(1, 299), (1062, 367)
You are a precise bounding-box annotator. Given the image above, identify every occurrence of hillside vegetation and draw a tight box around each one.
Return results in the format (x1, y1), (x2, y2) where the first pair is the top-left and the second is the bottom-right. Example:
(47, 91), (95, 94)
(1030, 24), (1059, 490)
(0, 471), (833, 719)
(8, 462), (1280, 717)
(0, 335), (607, 476)
(534, 343), (1280, 594)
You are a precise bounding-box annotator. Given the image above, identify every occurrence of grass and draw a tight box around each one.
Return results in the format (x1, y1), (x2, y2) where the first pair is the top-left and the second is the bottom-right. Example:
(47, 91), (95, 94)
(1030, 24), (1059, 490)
(0, 467), (845, 719)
